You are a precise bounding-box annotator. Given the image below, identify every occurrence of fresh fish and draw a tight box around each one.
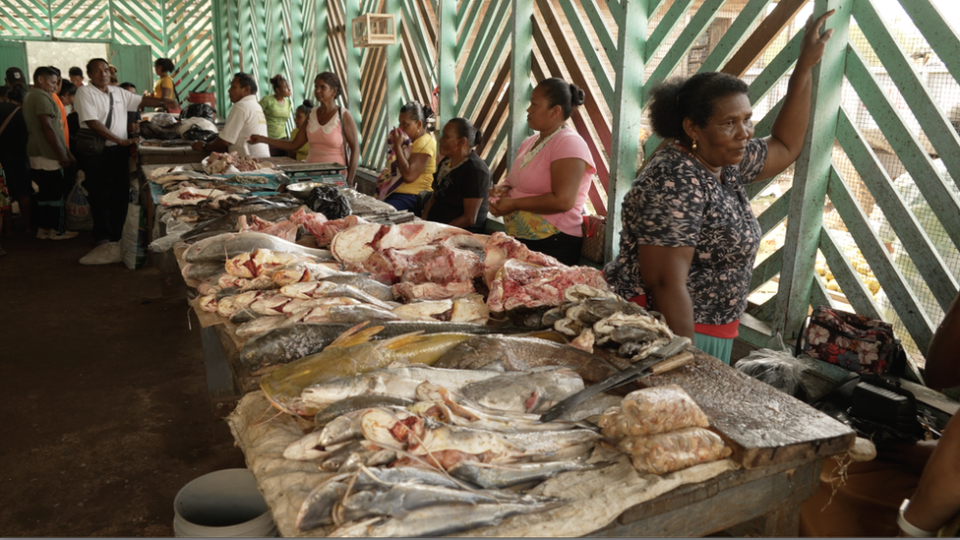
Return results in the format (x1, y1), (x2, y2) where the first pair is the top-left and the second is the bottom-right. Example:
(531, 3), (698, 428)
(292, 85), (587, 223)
(457, 368), (585, 413)
(284, 431), (332, 461)
(349, 465), (465, 490)
(296, 478), (349, 531)
(496, 429), (602, 461)
(180, 205), (301, 244)
(239, 321), (514, 371)
(317, 285), (395, 310)
(331, 500), (561, 537)
(434, 335), (619, 384)
(448, 459), (600, 489)
(259, 326), (474, 416)
(321, 440), (366, 471)
(316, 410), (368, 448)
(236, 315), (290, 340)
(301, 366), (505, 410)
(611, 326), (659, 343)
(271, 260), (340, 285)
(318, 274), (397, 302)
(183, 231), (332, 263)
(314, 395), (415, 426)
(391, 300), (453, 321)
(337, 482), (502, 522)
(182, 261), (226, 281)
(303, 304), (399, 324)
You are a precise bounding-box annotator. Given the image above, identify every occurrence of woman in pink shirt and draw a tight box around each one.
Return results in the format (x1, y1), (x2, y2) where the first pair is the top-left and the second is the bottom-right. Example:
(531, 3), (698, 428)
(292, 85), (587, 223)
(489, 78), (595, 265)
(251, 72), (359, 187)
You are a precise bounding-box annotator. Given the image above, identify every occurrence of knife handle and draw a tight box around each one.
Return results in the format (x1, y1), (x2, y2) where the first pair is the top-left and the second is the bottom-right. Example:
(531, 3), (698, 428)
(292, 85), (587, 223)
(648, 350), (694, 375)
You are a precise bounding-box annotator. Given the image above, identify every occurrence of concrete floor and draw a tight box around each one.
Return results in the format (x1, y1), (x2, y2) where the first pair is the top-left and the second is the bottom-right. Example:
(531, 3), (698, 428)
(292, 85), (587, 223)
(0, 230), (245, 536)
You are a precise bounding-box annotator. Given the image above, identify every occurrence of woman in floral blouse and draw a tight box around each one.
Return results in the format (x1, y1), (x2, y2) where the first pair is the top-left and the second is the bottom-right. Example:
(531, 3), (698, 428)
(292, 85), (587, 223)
(489, 78), (596, 265)
(604, 11), (835, 364)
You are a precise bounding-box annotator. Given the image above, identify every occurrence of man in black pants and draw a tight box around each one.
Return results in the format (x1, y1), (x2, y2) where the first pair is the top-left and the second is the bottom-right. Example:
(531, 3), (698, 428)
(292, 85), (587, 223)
(73, 58), (175, 265)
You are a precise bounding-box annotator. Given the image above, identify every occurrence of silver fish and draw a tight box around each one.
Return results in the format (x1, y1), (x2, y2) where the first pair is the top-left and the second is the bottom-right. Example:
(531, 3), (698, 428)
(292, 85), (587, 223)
(350, 465), (465, 491)
(317, 410), (367, 448)
(296, 478), (349, 531)
(337, 482), (502, 522)
(448, 459), (602, 489)
(458, 368), (585, 413)
(314, 395), (415, 426)
(182, 261), (226, 281)
(284, 431), (331, 461)
(302, 366), (504, 410)
(331, 500), (561, 537)
(184, 231), (332, 263)
(319, 274), (397, 302)
(321, 440), (366, 471)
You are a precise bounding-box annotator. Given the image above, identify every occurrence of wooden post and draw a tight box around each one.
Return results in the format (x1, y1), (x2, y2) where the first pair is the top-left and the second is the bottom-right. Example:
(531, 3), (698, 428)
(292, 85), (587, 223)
(437, 0), (457, 125)
(344, 0), (363, 124)
(211, 0), (230, 118)
(605, 0), (648, 262)
(507, 0), (533, 167)
(772, 0), (852, 338)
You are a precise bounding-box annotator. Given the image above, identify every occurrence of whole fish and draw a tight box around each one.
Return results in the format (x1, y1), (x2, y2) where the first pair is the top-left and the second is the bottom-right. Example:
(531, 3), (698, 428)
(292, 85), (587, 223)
(320, 440), (366, 471)
(240, 321), (514, 371)
(330, 500), (561, 537)
(303, 304), (399, 324)
(319, 274), (397, 302)
(180, 205), (301, 243)
(314, 395), (415, 426)
(296, 478), (349, 531)
(183, 231), (332, 263)
(301, 366), (505, 410)
(434, 335), (619, 384)
(284, 430), (335, 461)
(182, 261), (226, 281)
(349, 465), (465, 490)
(259, 327), (474, 416)
(315, 409), (369, 448)
(448, 459), (601, 489)
(337, 482), (502, 522)
(458, 368), (585, 413)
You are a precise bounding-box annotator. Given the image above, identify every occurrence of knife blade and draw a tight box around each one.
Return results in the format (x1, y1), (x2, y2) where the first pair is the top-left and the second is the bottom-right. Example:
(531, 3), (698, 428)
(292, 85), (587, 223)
(539, 336), (693, 423)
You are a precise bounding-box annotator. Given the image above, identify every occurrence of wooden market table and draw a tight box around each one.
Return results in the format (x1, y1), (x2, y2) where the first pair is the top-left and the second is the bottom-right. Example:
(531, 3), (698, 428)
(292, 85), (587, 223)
(198, 300), (854, 536)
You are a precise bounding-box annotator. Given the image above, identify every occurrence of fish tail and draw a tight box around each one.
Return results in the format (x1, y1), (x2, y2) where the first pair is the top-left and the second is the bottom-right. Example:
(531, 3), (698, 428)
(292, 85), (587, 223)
(379, 330), (428, 350)
(329, 321), (383, 348)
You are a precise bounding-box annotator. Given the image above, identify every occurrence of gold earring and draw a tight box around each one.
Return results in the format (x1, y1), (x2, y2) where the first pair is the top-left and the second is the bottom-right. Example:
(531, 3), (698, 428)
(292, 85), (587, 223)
(692, 140), (698, 150)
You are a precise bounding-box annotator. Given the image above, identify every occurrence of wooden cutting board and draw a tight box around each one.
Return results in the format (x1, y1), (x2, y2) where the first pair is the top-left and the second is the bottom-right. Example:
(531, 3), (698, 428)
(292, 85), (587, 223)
(643, 350), (856, 469)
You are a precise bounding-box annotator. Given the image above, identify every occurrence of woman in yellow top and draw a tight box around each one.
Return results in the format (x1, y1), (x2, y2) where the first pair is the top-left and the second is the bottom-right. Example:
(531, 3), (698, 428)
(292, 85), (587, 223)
(384, 101), (436, 212)
(287, 100), (313, 162)
(152, 58), (180, 113)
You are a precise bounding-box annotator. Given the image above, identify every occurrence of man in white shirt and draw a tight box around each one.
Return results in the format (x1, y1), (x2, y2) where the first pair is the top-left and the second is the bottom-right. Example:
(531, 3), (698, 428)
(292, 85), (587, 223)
(74, 57), (176, 265)
(191, 72), (269, 158)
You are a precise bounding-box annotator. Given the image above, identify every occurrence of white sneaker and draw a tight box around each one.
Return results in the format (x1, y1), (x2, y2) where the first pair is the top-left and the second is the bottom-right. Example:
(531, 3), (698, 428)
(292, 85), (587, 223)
(36, 228), (51, 239)
(80, 242), (122, 265)
(49, 230), (79, 241)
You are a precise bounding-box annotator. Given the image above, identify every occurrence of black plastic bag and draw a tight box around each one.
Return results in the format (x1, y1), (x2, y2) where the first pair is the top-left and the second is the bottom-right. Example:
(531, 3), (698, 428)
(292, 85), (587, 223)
(179, 103), (216, 122)
(181, 125), (219, 143)
(305, 185), (351, 220)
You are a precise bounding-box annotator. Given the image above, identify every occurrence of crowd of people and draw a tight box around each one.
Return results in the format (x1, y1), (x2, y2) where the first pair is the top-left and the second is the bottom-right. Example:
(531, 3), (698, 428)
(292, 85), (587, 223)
(0, 56), (177, 263)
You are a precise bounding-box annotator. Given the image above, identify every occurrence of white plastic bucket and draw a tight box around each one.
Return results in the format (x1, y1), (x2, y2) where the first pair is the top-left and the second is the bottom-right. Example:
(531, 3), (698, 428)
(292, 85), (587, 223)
(173, 468), (278, 537)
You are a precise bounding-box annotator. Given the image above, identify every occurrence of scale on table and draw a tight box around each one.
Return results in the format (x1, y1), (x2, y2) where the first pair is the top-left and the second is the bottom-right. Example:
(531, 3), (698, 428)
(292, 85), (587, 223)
(276, 162), (348, 187)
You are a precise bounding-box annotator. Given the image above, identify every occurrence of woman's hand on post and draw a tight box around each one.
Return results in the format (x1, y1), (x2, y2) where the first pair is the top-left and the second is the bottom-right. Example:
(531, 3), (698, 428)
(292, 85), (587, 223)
(797, 10), (835, 71)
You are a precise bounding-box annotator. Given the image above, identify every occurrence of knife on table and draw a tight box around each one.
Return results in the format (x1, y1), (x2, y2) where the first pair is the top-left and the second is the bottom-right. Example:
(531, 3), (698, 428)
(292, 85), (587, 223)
(539, 336), (694, 423)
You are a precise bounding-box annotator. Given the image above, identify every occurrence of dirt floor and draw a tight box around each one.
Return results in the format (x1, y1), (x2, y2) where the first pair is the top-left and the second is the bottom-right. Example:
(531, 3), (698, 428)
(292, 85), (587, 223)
(0, 230), (246, 536)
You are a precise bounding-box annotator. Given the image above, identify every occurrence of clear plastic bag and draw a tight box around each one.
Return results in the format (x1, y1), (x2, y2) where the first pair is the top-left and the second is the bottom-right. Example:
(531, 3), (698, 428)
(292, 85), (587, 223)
(621, 427), (732, 475)
(149, 213), (194, 253)
(598, 384), (709, 439)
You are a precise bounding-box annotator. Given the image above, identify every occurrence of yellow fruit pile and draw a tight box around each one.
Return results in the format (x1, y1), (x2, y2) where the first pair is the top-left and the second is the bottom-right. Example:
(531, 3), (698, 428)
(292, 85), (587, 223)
(815, 249), (881, 296)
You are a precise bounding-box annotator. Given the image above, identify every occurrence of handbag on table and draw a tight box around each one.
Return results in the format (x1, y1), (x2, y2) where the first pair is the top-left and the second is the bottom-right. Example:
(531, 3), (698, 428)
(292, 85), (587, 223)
(796, 305), (906, 376)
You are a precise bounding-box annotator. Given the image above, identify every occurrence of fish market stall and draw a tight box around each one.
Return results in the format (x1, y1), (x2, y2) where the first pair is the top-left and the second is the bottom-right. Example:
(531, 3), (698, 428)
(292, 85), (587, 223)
(166, 215), (855, 537)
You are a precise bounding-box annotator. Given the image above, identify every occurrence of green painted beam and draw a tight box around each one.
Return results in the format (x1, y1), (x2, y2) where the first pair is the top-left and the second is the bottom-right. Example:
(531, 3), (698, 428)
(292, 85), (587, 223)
(756, 187), (791, 235)
(749, 248), (783, 293)
(853, 0), (960, 190)
(772, 0), (850, 339)
(579, 0), (616, 60)
(456, 0), (484, 57)
(827, 166), (934, 351)
(645, 0), (725, 94)
(556, 0), (614, 104)
(645, 0), (694, 64)
(507, 0), (532, 170)
(738, 312), (776, 348)
(809, 272), (840, 311)
(212, 0), (229, 117)
(385, 0), (401, 146)
(604, 0), (647, 263)
(899, 0), (960, 90)
(460, 23), (510, 122)
(437, 0), (456, 124)
(698, 0), (773, 74)
(746, 297), (779, 330)
(747, 29), (802, 106)
(845, 45), (960, 254)
(836, 108), (957, 311)
(819, 225), (882, 319)
(343, 0), (363, 122)
(458, 0), (509, 102)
